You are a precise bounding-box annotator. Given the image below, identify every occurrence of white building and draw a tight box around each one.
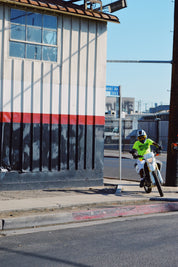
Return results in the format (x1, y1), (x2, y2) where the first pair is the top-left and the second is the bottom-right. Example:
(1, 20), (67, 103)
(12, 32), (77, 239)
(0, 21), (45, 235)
(0, 0), (119, 189)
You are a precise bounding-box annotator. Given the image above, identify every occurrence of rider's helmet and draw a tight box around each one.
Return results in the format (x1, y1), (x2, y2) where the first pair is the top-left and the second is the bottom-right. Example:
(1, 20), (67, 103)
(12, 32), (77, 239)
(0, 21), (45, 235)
(137, 129), (147, 143)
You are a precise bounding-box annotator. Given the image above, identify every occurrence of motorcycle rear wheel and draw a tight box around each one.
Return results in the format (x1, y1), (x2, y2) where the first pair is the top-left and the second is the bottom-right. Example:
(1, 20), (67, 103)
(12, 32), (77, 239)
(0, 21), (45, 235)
(152, 171), (164, 197)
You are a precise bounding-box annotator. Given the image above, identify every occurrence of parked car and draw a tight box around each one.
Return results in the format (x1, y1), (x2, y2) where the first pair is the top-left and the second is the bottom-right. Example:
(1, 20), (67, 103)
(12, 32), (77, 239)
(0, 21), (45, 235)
(104, 127), (119, 144)
(125, 129), (137, 144)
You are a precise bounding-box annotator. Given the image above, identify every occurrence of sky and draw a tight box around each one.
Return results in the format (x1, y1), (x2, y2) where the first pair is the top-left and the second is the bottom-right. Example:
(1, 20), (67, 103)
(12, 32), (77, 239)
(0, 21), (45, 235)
(106, 0), (174, 112)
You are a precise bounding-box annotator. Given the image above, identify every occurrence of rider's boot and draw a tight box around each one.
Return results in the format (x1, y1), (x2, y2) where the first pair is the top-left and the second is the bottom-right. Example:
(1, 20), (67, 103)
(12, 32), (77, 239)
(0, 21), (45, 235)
(140, 178), (145, 188)
(139, 169), (145, 187)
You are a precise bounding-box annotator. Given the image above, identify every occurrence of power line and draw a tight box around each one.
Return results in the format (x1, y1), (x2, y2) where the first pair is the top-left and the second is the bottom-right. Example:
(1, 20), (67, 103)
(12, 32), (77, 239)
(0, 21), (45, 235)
(107, 60), (172, 64)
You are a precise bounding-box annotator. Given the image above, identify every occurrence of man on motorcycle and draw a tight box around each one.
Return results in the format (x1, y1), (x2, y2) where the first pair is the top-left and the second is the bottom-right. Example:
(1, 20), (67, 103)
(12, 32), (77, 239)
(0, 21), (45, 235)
(130, 129), (162, 187)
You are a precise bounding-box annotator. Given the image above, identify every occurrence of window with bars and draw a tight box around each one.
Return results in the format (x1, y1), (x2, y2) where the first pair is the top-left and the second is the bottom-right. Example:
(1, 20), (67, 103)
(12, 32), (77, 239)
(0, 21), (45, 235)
(9, 9), (57, 62)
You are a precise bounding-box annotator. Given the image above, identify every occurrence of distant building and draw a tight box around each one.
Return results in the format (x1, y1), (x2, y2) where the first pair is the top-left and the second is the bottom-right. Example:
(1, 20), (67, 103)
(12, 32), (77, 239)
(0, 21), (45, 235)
(105, 96), (119, 117)
(122, 97), (135, 114)
(149, 105), (169, 113)
(105, 96), (135, 118)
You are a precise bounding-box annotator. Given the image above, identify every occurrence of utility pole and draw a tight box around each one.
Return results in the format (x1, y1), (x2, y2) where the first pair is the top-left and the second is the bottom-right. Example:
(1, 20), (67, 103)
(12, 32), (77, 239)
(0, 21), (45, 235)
(166, 0), (178, 186)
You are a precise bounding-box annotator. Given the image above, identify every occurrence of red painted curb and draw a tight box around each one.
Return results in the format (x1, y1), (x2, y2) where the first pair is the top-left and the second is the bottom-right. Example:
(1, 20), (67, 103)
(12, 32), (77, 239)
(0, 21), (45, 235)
(72, 202), (178, 221)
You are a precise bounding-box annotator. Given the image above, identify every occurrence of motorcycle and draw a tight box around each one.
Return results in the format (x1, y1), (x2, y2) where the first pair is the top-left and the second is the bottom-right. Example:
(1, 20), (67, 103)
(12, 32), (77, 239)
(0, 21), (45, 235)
(132, 149), (164, 197)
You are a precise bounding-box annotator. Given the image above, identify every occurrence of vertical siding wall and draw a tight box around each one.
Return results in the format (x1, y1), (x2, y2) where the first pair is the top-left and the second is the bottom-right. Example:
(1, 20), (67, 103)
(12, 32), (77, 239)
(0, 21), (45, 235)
(0, 5), (107, 189)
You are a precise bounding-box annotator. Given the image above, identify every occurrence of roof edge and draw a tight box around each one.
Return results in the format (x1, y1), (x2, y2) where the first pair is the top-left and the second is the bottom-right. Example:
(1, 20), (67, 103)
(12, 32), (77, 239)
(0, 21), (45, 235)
(0, 0), (120, 24)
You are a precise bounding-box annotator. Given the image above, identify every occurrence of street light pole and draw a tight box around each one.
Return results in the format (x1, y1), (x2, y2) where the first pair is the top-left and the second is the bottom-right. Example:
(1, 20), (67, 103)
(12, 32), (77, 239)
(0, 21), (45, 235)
(165, 0), (178, 186)
(119, 86), (122, 180)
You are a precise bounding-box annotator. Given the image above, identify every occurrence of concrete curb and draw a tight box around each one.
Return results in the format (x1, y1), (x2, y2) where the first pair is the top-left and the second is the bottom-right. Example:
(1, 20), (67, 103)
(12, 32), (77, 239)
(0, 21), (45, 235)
(150, 197), (178, 202)
(1, 212), (74, 231)
(1, 202), (178, 231)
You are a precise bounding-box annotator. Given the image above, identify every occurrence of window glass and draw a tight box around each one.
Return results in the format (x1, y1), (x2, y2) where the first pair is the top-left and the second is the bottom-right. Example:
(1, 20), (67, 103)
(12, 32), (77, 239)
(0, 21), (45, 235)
(27, 27), (42, 43)
(27, 12), (42, 27)
(43, 30), (57, 45)
(10, 9), (57, 62)
(10, 9), (26, 24)
(11, 24), (25, 40)
(43, 15), (57, 29)
(27, 44), (41, 60)
(43, 47), (57, 62)
(10, 41), (25, 58)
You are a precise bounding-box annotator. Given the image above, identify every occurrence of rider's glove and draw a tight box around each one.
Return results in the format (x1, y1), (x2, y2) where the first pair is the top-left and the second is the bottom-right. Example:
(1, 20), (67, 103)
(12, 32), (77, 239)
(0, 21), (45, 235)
(158, 145), (162, 150)
(133, 153), (137, 159)
(130, 149), (138, 159)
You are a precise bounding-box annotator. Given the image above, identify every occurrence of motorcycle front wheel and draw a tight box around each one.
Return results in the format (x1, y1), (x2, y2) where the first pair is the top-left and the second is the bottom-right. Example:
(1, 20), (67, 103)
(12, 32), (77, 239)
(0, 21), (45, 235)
(152, 171), (164, 197)
(144, 178), (152, 193)
(144, 185), (152, 193)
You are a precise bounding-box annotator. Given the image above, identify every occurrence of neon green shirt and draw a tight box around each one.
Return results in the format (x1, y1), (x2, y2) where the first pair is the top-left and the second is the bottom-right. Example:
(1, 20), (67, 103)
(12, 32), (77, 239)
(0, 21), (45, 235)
(133, 138), (154, 156)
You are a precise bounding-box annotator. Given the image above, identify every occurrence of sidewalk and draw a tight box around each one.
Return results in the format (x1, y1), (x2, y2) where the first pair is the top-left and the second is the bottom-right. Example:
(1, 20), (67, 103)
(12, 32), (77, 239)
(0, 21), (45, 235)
(0, 177), (178, 234)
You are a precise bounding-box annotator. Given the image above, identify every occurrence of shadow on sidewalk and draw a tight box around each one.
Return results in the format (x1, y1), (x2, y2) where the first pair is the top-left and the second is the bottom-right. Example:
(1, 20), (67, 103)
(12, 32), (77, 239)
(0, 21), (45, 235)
(43, 186), (118, 196)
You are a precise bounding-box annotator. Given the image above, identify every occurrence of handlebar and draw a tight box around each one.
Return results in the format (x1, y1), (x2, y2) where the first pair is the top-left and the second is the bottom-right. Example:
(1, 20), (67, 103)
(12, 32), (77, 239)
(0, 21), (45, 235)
(129, 149), (161, 159)
(132, 154), (144, 159)
(155, 148), (161, 155)
(134, 155), (143, 158)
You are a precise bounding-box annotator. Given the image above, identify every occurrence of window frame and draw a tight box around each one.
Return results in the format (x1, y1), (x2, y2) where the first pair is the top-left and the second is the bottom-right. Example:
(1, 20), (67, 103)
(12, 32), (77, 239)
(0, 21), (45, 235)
(9, 8), (58, 62)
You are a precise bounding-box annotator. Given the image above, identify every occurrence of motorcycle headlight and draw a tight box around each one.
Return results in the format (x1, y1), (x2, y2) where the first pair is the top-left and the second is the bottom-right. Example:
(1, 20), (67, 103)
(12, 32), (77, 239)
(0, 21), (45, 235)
(147, 158), (153, 163)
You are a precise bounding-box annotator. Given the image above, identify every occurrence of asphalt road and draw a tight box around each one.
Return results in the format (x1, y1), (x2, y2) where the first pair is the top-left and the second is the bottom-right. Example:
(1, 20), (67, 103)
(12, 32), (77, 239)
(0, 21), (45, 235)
(0, 213), (177, 267)
(104, 155), (167, 182)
